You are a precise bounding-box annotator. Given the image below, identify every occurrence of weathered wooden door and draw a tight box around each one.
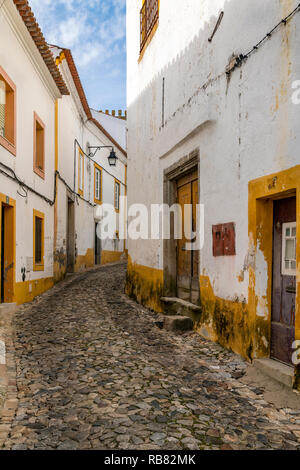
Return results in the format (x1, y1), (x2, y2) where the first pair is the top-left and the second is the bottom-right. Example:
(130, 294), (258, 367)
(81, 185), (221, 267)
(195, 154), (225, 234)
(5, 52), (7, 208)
(67, 199), (75, 273)
(176, 171), (199, 303)
(271, 197), (296, 365)
(0, 205), (4, 303)
(95, 223), (101, 265)
(1, 204), (14, 303)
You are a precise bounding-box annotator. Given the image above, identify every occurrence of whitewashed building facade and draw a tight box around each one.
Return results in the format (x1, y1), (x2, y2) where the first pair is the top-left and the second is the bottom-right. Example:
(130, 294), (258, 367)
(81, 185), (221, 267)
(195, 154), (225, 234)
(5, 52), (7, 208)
(126, 0), (300, 385)
(0, 0), (127, 305)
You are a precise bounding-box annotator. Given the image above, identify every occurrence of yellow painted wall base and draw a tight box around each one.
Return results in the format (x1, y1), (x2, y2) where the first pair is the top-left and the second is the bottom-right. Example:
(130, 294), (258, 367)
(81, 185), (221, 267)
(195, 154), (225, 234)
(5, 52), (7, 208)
(14, 277), (54, 305)
(125, 256), (164, 312)
(199, 276), (254, 361)
(75, 248), (94, 272)
(53, 261), (67, 284)
(101, 250), (124, 265)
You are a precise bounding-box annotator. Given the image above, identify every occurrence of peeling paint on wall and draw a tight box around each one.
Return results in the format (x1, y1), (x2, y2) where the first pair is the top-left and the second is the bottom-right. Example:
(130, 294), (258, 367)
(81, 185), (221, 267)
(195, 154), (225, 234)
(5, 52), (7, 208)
(255, 241), (269, 319)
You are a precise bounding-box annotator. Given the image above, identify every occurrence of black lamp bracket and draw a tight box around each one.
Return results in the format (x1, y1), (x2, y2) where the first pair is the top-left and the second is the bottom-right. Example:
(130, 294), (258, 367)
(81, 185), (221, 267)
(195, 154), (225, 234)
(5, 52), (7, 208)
(88, 145), (114, 159)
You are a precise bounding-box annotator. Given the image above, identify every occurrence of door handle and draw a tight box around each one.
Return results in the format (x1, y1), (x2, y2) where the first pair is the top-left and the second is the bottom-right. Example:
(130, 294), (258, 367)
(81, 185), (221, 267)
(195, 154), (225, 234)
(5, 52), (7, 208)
(286, 286), (296, 294)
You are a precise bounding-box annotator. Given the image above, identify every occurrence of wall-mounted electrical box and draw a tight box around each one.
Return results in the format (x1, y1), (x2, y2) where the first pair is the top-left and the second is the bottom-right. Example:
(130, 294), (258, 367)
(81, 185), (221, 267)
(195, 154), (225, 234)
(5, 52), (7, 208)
(212, 222), (236, 257)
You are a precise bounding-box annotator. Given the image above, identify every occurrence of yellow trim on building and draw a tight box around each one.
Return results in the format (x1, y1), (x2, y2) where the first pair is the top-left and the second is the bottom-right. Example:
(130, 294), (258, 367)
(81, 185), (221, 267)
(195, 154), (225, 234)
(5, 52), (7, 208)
(101, 250), (123, 266)
(55, 51), (66, 66)
(114, 178), (121, 212)
(75, 248), (94, 272)
(0, 193), (16, 304)
(248, 164), (300, 353)
(94, 163), (103, 205)
(126, 255), (164, 312)
(15, 277), (54, 305)
(124, 165), (127, 252)
(55, 100), (58, 172)
(139, 0), (160, 62)
(33, 209), (45, 272)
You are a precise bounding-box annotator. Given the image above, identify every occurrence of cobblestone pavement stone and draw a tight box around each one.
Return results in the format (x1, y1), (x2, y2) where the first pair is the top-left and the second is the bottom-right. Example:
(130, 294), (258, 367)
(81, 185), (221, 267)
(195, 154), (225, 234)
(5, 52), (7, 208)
(0, 262), (300, 450)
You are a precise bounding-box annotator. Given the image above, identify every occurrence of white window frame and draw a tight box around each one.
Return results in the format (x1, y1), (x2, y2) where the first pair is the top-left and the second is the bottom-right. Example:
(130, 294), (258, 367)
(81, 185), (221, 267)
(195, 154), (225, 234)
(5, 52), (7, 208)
(78, 150), (84, 193)
(115, 180), (120, 211)
(0, 79), (5, 138)
(95, 167), (101, 202)
(282, 222), (296, 276)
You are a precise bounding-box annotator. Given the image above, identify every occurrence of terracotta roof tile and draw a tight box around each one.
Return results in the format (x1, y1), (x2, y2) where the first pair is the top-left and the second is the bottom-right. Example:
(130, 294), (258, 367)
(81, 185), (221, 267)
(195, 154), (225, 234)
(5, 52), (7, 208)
(13, 0), (69, 95)
(63, 49), (126, 156)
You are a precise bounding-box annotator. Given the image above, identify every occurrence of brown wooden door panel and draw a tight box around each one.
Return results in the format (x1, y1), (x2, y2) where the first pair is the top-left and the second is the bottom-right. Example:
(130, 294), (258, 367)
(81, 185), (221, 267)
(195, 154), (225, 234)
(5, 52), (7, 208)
(271, 197), (296, 365)
(176, 171), (199, 303)
(177, 183), (191, 302)
(271, 323), (295, 365)
(192, 180), (199, 278)
(1, 204), (14, 303)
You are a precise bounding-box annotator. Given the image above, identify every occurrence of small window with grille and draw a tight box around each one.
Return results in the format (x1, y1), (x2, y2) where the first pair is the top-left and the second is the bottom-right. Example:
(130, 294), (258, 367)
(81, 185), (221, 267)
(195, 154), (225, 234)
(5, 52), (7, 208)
(282, 222), (296, 276)
(33, 113), (45, 178)
(0, 66), (16, 155)
(33, 210), (44, 271)
(94, 164), (102, 204)
(140, 0), (159, 53)
(114, 180), (120, 211)
(78, 149), (84, 195)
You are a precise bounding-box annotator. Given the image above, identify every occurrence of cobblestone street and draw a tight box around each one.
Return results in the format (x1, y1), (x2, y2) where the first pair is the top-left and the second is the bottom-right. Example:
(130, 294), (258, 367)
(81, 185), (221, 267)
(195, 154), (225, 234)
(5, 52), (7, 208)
(0, 263), (299, 450)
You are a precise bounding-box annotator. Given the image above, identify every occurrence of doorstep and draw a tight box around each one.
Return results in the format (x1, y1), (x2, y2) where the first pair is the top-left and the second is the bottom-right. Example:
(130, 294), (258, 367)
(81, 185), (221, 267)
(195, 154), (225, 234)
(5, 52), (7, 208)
(254, 358), (295, 388)
(161, 297), (201, 321)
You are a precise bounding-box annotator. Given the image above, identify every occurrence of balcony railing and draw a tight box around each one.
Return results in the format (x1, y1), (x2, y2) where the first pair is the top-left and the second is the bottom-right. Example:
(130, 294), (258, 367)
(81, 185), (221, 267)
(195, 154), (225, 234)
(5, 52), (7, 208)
(140, 0), (159, 52)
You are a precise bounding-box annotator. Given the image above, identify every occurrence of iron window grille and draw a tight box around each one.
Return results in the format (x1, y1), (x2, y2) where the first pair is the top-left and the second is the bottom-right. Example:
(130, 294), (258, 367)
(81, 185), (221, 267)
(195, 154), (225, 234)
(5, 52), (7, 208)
(140, 0), (159, 52)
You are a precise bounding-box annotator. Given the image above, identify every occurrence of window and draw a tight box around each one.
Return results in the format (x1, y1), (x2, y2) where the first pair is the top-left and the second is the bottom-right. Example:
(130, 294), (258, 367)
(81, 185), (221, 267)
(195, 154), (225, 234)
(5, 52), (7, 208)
(282, 222), (296, 276)
(0, 66), (16, 155)
(140, 0), (159, 53)
(33, 113), (45, 178)
(94, 164), (102, 204)
(114, 180), (120, 211)
(33, 210), (44, 271)
(78, 148), (84, 196)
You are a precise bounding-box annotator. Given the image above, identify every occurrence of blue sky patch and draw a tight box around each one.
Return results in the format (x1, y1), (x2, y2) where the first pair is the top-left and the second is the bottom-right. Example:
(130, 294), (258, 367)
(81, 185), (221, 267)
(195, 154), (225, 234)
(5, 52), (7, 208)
(29, 0), (126, 111)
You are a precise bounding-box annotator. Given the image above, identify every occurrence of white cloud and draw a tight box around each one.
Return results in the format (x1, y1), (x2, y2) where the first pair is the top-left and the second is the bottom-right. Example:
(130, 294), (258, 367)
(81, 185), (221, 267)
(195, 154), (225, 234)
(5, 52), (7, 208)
(28, 0), (126, 67)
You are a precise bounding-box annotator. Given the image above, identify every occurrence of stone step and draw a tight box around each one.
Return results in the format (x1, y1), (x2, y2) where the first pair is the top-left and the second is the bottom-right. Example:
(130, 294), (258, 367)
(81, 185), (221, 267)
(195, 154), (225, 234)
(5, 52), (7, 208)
(254, 358), (295, 388)
(163, 315), (194, 333)
(161, 297), (201, 321)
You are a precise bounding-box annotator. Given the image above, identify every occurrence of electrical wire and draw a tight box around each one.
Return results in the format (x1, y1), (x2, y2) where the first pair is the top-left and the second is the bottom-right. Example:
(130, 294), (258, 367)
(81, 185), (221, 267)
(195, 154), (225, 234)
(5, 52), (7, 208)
(0, 161), (95, 207)
(74, 140), (127, 189)
(229, 3), (300, 73)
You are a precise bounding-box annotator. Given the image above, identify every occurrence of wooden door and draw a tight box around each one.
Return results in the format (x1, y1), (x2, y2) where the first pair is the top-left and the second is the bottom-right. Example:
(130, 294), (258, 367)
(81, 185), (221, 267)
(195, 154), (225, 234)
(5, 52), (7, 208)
(191, 180), (199, 303)
(95, 223), (101, 265)
(1, 205), (4, 303)
(271, 197), (296, 365)
(176, 171), (199, 303)
(67, 199), (75, 273)
(1, 204), (14, 303)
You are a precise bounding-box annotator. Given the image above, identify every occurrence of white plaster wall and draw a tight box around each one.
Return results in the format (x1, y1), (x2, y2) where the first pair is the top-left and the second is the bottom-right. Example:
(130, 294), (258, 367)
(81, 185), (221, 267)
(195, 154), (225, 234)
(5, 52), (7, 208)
(56, 62), (127, 264)
(127, 0), (300, 301)
(0, 3), (58, 284)
(91, 109), (127, 150)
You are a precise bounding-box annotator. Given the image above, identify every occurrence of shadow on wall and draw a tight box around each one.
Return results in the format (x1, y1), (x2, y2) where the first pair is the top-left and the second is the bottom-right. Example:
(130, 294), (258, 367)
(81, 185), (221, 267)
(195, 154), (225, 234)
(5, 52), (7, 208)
(126, 0), (300, 364)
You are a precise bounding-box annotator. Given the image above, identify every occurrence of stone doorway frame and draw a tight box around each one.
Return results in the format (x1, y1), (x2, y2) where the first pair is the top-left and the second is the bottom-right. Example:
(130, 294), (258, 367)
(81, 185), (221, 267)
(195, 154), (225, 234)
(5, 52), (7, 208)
(248, 166), (300, 382)
(163, 148), (200, 301)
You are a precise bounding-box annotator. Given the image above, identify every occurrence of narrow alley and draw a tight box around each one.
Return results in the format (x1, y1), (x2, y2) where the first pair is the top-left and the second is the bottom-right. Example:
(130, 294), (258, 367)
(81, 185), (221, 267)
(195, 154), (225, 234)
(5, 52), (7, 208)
(0, 263), (299, 451)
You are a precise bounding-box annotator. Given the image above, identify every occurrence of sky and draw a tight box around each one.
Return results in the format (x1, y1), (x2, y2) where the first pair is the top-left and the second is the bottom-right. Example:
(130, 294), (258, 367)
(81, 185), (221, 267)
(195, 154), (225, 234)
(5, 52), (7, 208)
(29, 0), (126, 111)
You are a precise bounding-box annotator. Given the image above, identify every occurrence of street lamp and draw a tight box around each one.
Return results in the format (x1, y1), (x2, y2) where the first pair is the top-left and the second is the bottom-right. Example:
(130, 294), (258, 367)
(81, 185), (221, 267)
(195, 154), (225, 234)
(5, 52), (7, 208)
(88, 145), (118, 167)
(108, 149), (117, 167)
